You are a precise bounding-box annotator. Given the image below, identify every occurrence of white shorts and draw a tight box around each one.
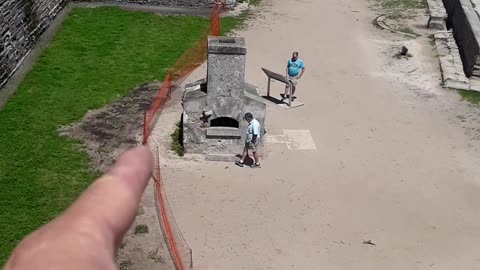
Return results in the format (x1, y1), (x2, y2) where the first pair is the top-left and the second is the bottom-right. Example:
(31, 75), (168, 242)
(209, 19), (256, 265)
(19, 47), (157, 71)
(287, 75), (299, 87)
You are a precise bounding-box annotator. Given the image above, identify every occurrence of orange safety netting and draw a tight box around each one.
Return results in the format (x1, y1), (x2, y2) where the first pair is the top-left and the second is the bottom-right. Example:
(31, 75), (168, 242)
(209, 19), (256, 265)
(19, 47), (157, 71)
(151, 139), (192, 269)
(143, 3), (224, 145)
(142, 3), (225, 270)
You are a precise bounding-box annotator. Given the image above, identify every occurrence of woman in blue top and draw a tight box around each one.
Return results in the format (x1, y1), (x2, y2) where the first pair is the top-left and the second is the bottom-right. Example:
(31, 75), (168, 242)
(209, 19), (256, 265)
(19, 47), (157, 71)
(282, 51), (306, 101)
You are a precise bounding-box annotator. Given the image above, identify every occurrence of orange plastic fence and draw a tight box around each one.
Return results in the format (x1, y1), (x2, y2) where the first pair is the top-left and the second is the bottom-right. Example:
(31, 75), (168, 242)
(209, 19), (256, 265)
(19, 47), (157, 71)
(142, 4), (225, 270)
(143, 3), (223, 145)
(151, 139), (192, 269)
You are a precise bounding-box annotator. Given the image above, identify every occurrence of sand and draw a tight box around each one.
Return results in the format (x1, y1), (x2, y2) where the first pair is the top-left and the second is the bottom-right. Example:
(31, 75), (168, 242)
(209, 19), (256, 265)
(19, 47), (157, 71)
(144, 0), (480, 269)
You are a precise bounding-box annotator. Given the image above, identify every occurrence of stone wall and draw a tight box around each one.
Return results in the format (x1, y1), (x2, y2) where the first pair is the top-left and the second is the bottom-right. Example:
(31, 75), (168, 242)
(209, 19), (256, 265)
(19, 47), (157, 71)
(442, 0), (480, 77)
(0, 0), (69, 88)
(427, 0), (447, 29)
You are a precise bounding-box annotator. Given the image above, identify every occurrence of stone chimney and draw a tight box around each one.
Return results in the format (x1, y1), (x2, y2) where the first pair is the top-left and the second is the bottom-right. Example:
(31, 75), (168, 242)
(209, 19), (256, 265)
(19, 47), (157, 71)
(181, 35), (266, 159)
(206, 36), (247, 119)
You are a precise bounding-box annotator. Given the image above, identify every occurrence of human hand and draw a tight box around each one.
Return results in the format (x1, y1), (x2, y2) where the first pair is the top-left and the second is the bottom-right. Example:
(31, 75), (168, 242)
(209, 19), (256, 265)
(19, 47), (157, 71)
(3, 146), (153, 270)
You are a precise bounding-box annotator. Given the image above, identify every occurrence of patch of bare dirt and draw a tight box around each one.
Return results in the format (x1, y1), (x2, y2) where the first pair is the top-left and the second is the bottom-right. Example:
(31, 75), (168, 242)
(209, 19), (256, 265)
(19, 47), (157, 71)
(59, 82), (161, 172)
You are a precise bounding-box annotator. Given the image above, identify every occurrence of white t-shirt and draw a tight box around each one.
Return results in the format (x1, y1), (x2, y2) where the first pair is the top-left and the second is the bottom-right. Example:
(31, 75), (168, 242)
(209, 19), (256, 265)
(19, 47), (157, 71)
(246, 119), (261, 142)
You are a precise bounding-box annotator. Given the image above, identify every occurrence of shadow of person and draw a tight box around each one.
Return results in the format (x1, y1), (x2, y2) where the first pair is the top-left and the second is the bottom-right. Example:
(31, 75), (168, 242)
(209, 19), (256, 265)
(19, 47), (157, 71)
(235, 154), (254, 166)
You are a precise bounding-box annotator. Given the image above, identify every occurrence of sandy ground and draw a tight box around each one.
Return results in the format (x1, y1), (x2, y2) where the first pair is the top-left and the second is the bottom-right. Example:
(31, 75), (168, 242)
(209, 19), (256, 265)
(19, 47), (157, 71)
(145, 0), (480, 269)
(2, 0), (478, 268)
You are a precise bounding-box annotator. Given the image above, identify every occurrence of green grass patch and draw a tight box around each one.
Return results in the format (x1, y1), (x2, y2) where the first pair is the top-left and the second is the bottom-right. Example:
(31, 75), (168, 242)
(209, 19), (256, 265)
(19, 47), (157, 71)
(134, 224), (149, 235)
(221, 9), (252, 33)
(374, 0), (427, 22)
(0, 6), (221, 264)
(248, 0), (262, 6)
(378, 0), (427, 10)
(171, 122), (184, 156)
(237, 0), (262, 5)
(458, 90), (480, 104)
(221, 0), (263, 33)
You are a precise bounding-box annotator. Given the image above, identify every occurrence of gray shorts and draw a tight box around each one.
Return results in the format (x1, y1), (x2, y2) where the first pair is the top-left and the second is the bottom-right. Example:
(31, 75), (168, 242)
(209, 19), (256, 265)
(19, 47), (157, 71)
(245, 140), (259, 152)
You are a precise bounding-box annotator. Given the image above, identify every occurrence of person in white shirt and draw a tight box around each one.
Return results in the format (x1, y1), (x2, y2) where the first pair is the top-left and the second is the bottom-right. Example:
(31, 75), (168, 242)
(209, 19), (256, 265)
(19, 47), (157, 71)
(236, 112), (261, 168)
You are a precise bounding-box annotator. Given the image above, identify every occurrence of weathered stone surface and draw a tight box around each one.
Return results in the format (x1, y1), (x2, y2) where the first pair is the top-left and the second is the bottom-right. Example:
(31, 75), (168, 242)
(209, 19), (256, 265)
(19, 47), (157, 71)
(442, 0), (480, 77)
(427, 0), (447, 29)
(206, 36), (246, 119)
(206, 127), (242, 138)
(182, 36), (266, 157)
(208, 36), (246, 54)
(0, 0), (68, 88)
(435, 30), (474, 90)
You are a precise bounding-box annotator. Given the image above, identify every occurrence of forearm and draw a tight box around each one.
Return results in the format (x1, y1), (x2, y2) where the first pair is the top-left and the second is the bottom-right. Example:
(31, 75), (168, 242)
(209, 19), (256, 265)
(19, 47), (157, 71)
(252, 135), (258, 143)
(299, 68), (305, 78)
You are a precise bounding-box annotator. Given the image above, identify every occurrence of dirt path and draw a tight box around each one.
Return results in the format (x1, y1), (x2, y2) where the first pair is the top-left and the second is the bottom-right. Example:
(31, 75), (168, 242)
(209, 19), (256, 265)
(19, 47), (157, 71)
(151, 0), (480, 269)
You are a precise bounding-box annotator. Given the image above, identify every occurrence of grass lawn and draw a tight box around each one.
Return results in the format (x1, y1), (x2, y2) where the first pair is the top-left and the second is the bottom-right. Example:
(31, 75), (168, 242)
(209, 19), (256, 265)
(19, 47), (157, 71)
(459, 90), (480, 104)
(0, 6), (242, 264)
(377, 0), (427, 10)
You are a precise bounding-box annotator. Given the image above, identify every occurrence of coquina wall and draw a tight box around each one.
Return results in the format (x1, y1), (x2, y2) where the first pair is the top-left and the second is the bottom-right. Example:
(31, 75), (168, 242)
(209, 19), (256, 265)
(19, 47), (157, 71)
(0, 0), (68, 88)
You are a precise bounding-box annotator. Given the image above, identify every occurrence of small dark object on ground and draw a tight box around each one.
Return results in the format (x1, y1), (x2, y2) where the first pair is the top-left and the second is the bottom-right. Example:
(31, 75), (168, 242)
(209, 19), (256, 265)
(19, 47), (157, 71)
(363, 240), (376, 246)
(400, 46), (408, 56)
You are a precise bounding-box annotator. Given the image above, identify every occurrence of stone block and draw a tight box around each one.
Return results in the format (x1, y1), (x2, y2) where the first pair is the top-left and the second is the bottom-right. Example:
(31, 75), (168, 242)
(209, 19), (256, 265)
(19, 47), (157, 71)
(206, 36), (246, 119)
(206, 127), (241, 138)
(207, 36), (246, 55)
(442, 0), (480, 77)
(435, 31), (473, 90)
(427, 0), (447, 29)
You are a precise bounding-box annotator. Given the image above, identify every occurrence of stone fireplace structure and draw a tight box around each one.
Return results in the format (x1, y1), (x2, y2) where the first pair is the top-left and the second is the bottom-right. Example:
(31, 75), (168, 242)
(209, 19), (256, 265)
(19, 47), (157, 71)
(181, 36), (266, 160)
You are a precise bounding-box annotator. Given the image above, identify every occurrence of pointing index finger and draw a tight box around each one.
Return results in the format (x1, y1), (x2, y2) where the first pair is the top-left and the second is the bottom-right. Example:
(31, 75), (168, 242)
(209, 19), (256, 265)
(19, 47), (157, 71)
(63, 146), (154, 249)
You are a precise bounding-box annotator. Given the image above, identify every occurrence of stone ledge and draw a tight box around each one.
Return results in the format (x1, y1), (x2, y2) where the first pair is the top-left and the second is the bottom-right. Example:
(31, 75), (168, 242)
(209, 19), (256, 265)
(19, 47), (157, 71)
(434, 31), (480, 91)
(207, 36), (246, 55)
(444, 0), (480, 77)
(206, 127), (242, 138)
(427, 0), (447, 29)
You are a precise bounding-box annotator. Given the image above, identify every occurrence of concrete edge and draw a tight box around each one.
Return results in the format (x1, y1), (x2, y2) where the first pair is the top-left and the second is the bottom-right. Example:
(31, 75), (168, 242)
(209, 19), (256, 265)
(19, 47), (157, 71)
(432, 31), (480, 92)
